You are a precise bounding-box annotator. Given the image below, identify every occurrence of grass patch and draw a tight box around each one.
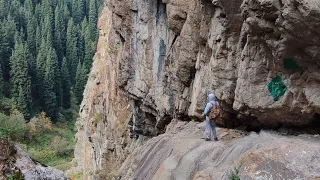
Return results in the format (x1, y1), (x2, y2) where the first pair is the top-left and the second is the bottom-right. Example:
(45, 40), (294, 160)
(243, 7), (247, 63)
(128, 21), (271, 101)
(227, 165), (241, 180)
(69, 172), (83, 180)
(93, 113), (103, 127)
(19, 119), (76, 171)
(0, 94), (79, 172)
(7, 171), (24, 180)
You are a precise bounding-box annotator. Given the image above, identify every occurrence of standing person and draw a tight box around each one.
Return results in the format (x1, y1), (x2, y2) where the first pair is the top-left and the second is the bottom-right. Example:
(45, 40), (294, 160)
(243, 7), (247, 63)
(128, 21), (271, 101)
(202, 93), (219, 141)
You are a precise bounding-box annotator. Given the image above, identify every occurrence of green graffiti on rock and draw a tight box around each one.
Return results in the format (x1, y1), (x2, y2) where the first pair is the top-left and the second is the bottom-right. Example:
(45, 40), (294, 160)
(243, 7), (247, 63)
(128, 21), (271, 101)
(268, 76), (287, 101)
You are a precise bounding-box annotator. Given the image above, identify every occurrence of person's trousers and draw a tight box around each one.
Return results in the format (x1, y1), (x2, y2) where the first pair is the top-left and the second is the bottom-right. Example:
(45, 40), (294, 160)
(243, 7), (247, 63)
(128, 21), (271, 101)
(205, 118), (217, 139)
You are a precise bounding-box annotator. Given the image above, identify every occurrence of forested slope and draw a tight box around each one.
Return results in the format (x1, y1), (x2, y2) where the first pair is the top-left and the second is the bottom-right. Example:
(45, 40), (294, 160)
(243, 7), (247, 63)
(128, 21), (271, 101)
(0, 0), (103, 121)
(0, 0), (104, 175)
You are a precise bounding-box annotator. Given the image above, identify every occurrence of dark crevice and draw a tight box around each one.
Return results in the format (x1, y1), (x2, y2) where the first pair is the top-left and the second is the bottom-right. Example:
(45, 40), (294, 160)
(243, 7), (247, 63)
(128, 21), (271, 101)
(185, 66), (197, 87)
(311, 113), (320, 131)
(156, 0), (166, 25)
(256, 113), (320, 135)
(131, 9), (138, 13)
(113, 12), (123, 19)
(156, 115), (172, 134)
(278, 0), (284, 7)
(130, 99), (167, 138)
(214, 111), (320, 135)
(172, 14), (186, 21)
(170, 35), (178, 52)
(167, 34), (178, 57)
(220, 12), (227, 18)
(157, 39), (166, 81)
(115, 30), (125, 43)
(176, 113), (191, 122)
(240, 33), (248, 50)
(215, 113), (262, 133)
(169, 93), (175, 115)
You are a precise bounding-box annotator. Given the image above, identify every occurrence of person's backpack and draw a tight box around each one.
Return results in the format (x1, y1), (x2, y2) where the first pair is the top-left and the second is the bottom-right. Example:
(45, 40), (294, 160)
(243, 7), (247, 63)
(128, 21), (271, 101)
(209, 103), (221, 120)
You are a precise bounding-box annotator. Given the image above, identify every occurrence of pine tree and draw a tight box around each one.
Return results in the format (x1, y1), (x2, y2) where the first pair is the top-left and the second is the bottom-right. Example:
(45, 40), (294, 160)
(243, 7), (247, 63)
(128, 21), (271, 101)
(82, 17), (94, 73)
(55, 70), (62, 110)
(54, 6), (64, 65)
(34, 3), (42, 23)
(88, 0), (98, 42)
(1, 15), (17, 81)
(81, 17), (88, 35)
(79, 0), (86, 22)
(97, 0), (104, 12)
(83, 40), (94, 74)
(72, 0), (79, 23)
(36, 38), (47, 105)
(0, 0), (9, 20)
(24, 0), (34, 22)
(0, 66), (4, 98)
(73, 0), (86, 24)
(24, 0), (34, 13)
(66, 18), (79, 82)
(44, 16), (53, 47)
(5, 15), (17, 48)
(59, 5), (67, 57)
(17, 28), (26, 42)
(63, 3), (70, 25)
(35, 25), (41, 54)
(0, 22), (11, 83)
(74, 61), (86, 104)
(43, 47), (59, 120)
(17, 81), (32, 119)
(27, 15), (37, 56)
(10, 0), (22, 26)
(10, 42), (32, 119)
(78, 25), (85, 64)
(61, 58), (71, 109)
(42, 0), (54, 37)
(25, 43), (37, 99)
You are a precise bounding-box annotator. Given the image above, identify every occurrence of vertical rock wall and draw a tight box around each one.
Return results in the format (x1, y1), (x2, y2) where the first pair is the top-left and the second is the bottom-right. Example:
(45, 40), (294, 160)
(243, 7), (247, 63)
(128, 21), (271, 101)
(72, 7), (134, 179)
(73, 0), (320, 178)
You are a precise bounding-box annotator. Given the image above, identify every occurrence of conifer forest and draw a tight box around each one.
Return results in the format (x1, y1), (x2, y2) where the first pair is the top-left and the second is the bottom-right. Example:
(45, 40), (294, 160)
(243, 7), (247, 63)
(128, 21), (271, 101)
(0, 0), (103, 121)
(0, 0), (103, 170)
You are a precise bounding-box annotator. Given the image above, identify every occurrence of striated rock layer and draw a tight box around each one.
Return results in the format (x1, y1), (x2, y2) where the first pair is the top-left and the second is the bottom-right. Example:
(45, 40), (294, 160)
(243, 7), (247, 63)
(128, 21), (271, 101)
(72, 0), (320, 179)
(119, 121), (320, 180)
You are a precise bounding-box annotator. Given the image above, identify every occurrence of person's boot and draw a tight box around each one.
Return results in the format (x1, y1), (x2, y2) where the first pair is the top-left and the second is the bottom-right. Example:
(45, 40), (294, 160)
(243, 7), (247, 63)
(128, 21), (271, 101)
(214, 137), (219, 141)
(205, 138), (211, 141)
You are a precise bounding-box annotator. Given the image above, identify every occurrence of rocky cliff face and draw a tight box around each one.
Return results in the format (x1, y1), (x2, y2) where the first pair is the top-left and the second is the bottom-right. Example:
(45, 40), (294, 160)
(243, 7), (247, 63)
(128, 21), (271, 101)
(73, 0), (320, 179)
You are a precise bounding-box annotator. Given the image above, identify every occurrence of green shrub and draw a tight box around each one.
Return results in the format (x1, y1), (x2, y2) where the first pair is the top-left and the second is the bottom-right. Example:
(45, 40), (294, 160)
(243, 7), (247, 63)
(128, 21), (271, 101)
(69, 172), (83, 180)
(0, 98), (16, 115)
(32, 147), (56, 164)
(51, 135), (74, 157)
(227, 166), (241, 180)
(0, 110), (26, 140)
(20, 117), (75, 170)
(7, 171), (23, 180)
(26, 112), (53, 140)
(54, 161), (73, 171)
(93, 113), (103, 127)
